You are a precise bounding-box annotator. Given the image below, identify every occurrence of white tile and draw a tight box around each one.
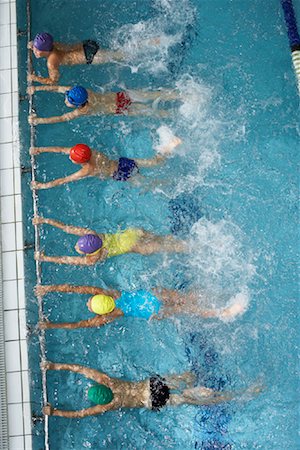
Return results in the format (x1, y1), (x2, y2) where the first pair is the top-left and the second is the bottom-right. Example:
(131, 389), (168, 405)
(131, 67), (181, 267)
(0, 168), (14, 195)
(9, 436), (24, 450)
(0, 92), (12, 118)
(8, 403), (24, 437)
(7, 371), (22, 404)
(4, 310), (19, 340)
(11, 45), (17, 69)
(0, 4), (9, 26)
(0, 69), (12, 94)
(14, 167), (21, 194)
(0, 44), (11, 70)
(20, 341), (28, 371)
(1, 223), (16, 251)
(17, 279), (25, 309)
(12, 91), (18, 117)
(0, 141), (13, 169)
(15, 194), (22, 221)
(25, 434), (32, 450)
(16, 221), (23, 250)
(22, 370), (31, 400)
(5, 341), (21, 372)
(12, 139), (20, 167)
(10, 2), (16, 24)
(17, 250), (24, 279)
(0, 24), (10, 47)
(23, 403), (32, 435)
(0, 117), (12, 142)
(2, 250), (17, 280)
(11, 67), (18, 91)
(1, 195), (15, 222)
(18, 308), (26, 340)
(3, 279), (18, 310)
(10, 22), (17, 47)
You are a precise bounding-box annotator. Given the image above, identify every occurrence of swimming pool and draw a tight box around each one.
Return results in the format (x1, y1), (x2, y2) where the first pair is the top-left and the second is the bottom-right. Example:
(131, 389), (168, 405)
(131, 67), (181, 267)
(17, 0), (299, 448)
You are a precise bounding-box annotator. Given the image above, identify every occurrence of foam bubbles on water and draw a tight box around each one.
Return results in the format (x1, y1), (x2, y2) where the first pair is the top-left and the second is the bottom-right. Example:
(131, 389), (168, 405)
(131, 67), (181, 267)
(110, 0), (196, 74)
(189, 218), (255, 308)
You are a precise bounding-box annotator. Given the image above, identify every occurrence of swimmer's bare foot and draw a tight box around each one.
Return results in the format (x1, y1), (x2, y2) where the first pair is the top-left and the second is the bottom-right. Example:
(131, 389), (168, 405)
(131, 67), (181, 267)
(161, 136), (182, 154)
(219, 300), (247, 321)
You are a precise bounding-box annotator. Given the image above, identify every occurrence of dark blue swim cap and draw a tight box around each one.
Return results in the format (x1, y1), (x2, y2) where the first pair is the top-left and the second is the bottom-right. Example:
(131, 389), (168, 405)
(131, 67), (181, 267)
(66, 86), (88, 107)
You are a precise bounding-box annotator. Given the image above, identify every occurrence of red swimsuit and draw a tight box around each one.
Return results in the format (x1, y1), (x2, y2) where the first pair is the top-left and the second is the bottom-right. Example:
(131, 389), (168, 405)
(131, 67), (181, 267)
(115, 92), (132, 115)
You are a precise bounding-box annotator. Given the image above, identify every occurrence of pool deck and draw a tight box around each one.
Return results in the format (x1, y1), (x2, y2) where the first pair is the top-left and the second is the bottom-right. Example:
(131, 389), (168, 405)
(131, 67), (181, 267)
(0, 0), (32, 448)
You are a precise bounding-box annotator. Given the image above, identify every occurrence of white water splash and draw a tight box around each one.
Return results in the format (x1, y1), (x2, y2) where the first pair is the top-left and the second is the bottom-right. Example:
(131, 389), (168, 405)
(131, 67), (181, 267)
(189, 218), (255, 307)
(110, 0), (196, 74)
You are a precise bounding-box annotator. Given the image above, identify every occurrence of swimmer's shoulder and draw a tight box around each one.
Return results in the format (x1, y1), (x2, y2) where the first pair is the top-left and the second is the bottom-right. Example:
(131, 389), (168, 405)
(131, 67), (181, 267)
(47, 50), (61, 68)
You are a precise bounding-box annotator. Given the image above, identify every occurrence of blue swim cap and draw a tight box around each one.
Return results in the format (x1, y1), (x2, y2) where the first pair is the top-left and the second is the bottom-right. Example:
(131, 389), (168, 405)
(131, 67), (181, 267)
(66, 86), (88, 107)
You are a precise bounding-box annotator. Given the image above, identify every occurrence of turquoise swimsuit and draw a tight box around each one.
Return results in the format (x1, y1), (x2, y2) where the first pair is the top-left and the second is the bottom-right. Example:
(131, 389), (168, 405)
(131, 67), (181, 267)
(115, 290), (161, 319)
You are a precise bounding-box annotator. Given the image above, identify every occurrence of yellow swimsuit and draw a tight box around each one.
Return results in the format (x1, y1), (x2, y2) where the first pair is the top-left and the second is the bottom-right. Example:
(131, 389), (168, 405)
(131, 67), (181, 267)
(102, 229), (144, 257)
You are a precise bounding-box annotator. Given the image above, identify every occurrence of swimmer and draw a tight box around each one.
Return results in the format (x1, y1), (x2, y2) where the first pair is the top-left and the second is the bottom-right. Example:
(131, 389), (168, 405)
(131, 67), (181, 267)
(30, 136), (182, 189)
(27, 85), (180, 125)
(33, 216), (187, 266)
(27, 32), (125, 85)
(41, 361), (262, 418)
(36, 283), (246, 330)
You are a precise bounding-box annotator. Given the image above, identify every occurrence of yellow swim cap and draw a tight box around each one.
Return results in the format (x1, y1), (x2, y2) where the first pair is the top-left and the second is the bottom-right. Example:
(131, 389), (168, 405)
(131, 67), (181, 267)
(90, 295), (115, 315)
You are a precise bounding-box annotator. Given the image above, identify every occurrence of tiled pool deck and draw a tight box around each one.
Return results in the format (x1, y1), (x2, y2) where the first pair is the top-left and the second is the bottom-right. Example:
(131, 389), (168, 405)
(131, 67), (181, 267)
(0, 0), (32, 448)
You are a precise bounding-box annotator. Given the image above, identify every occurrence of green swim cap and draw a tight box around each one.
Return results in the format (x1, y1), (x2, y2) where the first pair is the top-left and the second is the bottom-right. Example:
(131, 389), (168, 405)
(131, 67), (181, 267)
(88, 384), (114, 405)
(90, 294), (115, 315)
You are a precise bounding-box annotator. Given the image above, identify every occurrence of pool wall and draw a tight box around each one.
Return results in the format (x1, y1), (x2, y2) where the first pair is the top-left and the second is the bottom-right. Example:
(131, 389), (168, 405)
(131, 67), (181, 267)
(0, 0), (32, 448)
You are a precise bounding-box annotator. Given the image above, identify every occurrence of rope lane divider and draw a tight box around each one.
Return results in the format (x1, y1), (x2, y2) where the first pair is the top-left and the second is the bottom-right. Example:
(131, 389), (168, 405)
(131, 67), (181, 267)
(280, 0), (300, 93)
(26, 0), (50, 448)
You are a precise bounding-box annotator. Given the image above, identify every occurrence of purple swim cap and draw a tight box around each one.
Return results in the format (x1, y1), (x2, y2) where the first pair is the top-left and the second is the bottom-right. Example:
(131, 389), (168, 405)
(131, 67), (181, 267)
(33, 33), (54, 51)
(77, 234), (103, 254)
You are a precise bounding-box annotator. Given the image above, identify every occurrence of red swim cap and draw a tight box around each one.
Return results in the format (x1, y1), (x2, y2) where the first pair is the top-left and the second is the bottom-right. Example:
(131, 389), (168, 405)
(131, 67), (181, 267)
(70, 144), (92, 163)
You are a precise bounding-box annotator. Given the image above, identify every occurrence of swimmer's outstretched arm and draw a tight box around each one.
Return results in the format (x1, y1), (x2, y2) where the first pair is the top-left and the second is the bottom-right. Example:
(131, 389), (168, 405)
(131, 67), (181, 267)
(28, 110), (82, 125)
(32, 216), (96, 236)
(28, 85), (70, 94)
(30, 146), (70, 155)
(32, 168), (88, 190)
(35, 283), (120, 298)
(40, 311), (123, 329)
(43, 404), (112, 418)
(41, 361), (113, 385)
(35, 251), (107, 266)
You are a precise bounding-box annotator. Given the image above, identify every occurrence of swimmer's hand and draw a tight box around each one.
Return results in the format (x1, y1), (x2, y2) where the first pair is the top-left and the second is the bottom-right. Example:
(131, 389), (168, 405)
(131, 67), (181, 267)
(30, 147), (41, 155)
(39, 320), (50, 330)
(31, 181), (44, 190)
(40, 361), (53, 371)
(27, 73), (37, 82)
(27, 41), (33, 50)
(27, 86), (36, 95)
(28, 114), (38, 125)
(43, 404), (53, 416)
(34, 285), (49, 297)
(32, 216), (45, 226)
(34, 250), (45, 261)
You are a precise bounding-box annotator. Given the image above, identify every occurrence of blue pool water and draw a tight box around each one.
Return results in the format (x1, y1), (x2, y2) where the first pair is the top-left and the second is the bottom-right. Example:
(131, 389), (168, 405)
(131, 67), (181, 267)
(17, 0), (299, 449)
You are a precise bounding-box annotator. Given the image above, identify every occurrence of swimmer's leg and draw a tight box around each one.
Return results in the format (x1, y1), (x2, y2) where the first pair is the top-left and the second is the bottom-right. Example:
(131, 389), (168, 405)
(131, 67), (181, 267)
(128, 103), (169, 118)
(163, 372), (196, 389)
(132, 232), (187, 254)
(128, 89), (179, 102)
(93, 49), (125, 64)
(135, 136), (182, 168)
(41, 362), (112, 385)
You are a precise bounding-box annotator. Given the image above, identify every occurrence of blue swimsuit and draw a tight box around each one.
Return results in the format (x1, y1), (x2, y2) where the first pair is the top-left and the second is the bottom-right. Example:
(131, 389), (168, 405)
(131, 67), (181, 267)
(115, 290), (161, 319)
(113, 157), (139, 181)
